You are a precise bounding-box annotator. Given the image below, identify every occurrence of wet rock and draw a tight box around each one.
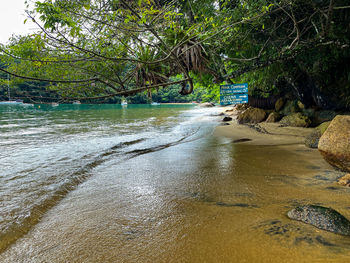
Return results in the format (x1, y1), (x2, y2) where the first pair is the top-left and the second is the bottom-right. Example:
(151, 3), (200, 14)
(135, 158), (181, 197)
(237, 107), (267, 124)
(222, 116), (233, 122)
(318, 115), (350, 172)
(275, 98), (284, 112)
(287, 205), (350, 236)
(232, 138), (252, 143)
(338, 174), (350, 187)
(266, 111), (281, 123)
(305, 129), (321, 148)
(304, 121), (331, 148)
(280, 112), (311, 127)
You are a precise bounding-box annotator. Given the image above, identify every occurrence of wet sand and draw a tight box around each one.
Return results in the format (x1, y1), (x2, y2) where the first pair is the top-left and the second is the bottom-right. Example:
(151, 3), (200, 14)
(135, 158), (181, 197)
(214, 120), (313, 145)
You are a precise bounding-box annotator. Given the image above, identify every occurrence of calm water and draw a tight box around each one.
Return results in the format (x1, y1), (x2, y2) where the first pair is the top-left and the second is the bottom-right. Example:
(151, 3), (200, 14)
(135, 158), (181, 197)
(1, 104), (350, 262)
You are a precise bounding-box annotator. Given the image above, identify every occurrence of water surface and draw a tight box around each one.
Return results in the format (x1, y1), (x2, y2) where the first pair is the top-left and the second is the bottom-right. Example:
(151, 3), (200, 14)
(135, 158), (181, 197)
(1, 104), (350, 262)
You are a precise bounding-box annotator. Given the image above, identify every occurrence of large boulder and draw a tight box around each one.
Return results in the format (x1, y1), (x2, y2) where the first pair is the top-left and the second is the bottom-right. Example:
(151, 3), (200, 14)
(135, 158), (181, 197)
(318, 115), (350, 172)
(237, 107), (267, 124)
(280, 112), (311, 127)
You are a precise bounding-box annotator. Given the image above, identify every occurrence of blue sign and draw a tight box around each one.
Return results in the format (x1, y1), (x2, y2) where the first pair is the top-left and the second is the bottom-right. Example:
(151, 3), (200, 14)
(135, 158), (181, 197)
(220, 83), (248, 105)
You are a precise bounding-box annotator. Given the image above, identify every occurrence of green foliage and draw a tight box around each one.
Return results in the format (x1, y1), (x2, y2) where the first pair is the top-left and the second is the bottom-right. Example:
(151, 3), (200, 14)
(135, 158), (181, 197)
(1, 0), (349, 108)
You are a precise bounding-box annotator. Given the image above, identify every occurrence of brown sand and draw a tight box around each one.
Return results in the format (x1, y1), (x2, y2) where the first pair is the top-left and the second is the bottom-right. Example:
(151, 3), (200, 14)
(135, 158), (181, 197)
(214, 109), (314, 146)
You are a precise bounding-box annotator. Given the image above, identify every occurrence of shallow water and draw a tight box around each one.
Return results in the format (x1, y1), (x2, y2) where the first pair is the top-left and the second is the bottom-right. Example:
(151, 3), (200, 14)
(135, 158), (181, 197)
(1, 104), (350, 262)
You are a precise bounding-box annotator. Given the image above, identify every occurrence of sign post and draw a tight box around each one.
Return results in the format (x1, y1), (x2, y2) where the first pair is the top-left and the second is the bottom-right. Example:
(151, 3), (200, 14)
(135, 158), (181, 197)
(220, 83), (248, 105)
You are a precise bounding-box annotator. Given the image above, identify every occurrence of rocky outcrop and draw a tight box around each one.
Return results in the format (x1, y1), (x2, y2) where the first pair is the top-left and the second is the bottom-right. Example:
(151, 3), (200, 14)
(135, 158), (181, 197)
(266, 112), (281, 123)
(318, 115), (350, 172)
(280, 112), (311, 127)
(237, 107), (267, 124)
(287, 205), (350, 236)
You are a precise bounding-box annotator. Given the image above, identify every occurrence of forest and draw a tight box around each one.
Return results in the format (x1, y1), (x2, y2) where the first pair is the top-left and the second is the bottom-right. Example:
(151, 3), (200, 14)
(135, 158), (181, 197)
(0, 0), (349, 108)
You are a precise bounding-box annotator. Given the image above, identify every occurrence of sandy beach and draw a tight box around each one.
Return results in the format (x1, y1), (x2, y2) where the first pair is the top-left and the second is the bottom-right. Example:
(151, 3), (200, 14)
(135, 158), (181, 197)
(214, 107), (315, 146)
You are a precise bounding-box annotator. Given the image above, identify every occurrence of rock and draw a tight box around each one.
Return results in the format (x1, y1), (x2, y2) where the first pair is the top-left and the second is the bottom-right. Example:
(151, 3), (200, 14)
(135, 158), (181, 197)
(287, 205), (350, 236)
(280, 100), (299, 115)
(302, 108), (316, 119)
(280, 112), (311, 127)
(318, 115), (350, 172)
(338, 174), (350, 187)
(222, 116), (232, 122)
(235, 104), (249, 112)
(275, 98), (284, 112)
(304, 121), (331, 148)
(312, 110), (337, 126)
(317, 121), (331, 134)
(297, 101), (305, 110)
(237, 107), (267, 124)
(266, 111), (281, 123)
(199, 102), (215, 107)
(305, 129), (322, 148)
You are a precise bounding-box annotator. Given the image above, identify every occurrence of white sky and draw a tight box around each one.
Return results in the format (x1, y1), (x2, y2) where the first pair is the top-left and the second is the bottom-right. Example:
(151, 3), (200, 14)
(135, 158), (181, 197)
(0, 0), (36, 44)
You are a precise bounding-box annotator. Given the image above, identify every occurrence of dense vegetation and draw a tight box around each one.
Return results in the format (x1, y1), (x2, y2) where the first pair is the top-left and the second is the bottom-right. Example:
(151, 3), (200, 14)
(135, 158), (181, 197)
(0, 0), (349, 108)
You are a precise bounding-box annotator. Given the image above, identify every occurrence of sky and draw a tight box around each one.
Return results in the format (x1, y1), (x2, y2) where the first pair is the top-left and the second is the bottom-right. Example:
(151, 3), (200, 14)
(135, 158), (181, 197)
(0, 0), (36, 44)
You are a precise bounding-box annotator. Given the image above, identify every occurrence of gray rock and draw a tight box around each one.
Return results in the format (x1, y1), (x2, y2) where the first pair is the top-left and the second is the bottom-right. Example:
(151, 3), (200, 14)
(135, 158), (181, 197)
(305, 130), (321, 148)
(287, 205), (350, 236)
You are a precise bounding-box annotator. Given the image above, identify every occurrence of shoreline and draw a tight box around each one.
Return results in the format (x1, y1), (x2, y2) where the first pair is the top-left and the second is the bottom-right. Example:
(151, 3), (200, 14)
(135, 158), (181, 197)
(213, 111), (315, 146)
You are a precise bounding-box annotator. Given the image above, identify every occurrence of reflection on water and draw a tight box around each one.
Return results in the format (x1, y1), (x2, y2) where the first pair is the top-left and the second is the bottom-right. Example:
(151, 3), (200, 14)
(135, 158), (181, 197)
(1, 104), (350, 262)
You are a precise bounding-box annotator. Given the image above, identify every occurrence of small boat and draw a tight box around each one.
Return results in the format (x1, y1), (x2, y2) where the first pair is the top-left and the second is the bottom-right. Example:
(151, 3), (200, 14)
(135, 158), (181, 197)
(0, 75), (25, 105)
(121, 99), (128, 106)
(151, 102), (160, 105)
(0, 100), (23, 105)
(72, 100), (81, 104)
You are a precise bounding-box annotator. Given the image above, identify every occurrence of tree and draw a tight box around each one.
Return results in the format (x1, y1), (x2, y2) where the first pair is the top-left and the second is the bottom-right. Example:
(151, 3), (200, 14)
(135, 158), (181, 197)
(0, 0), (349, 108)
